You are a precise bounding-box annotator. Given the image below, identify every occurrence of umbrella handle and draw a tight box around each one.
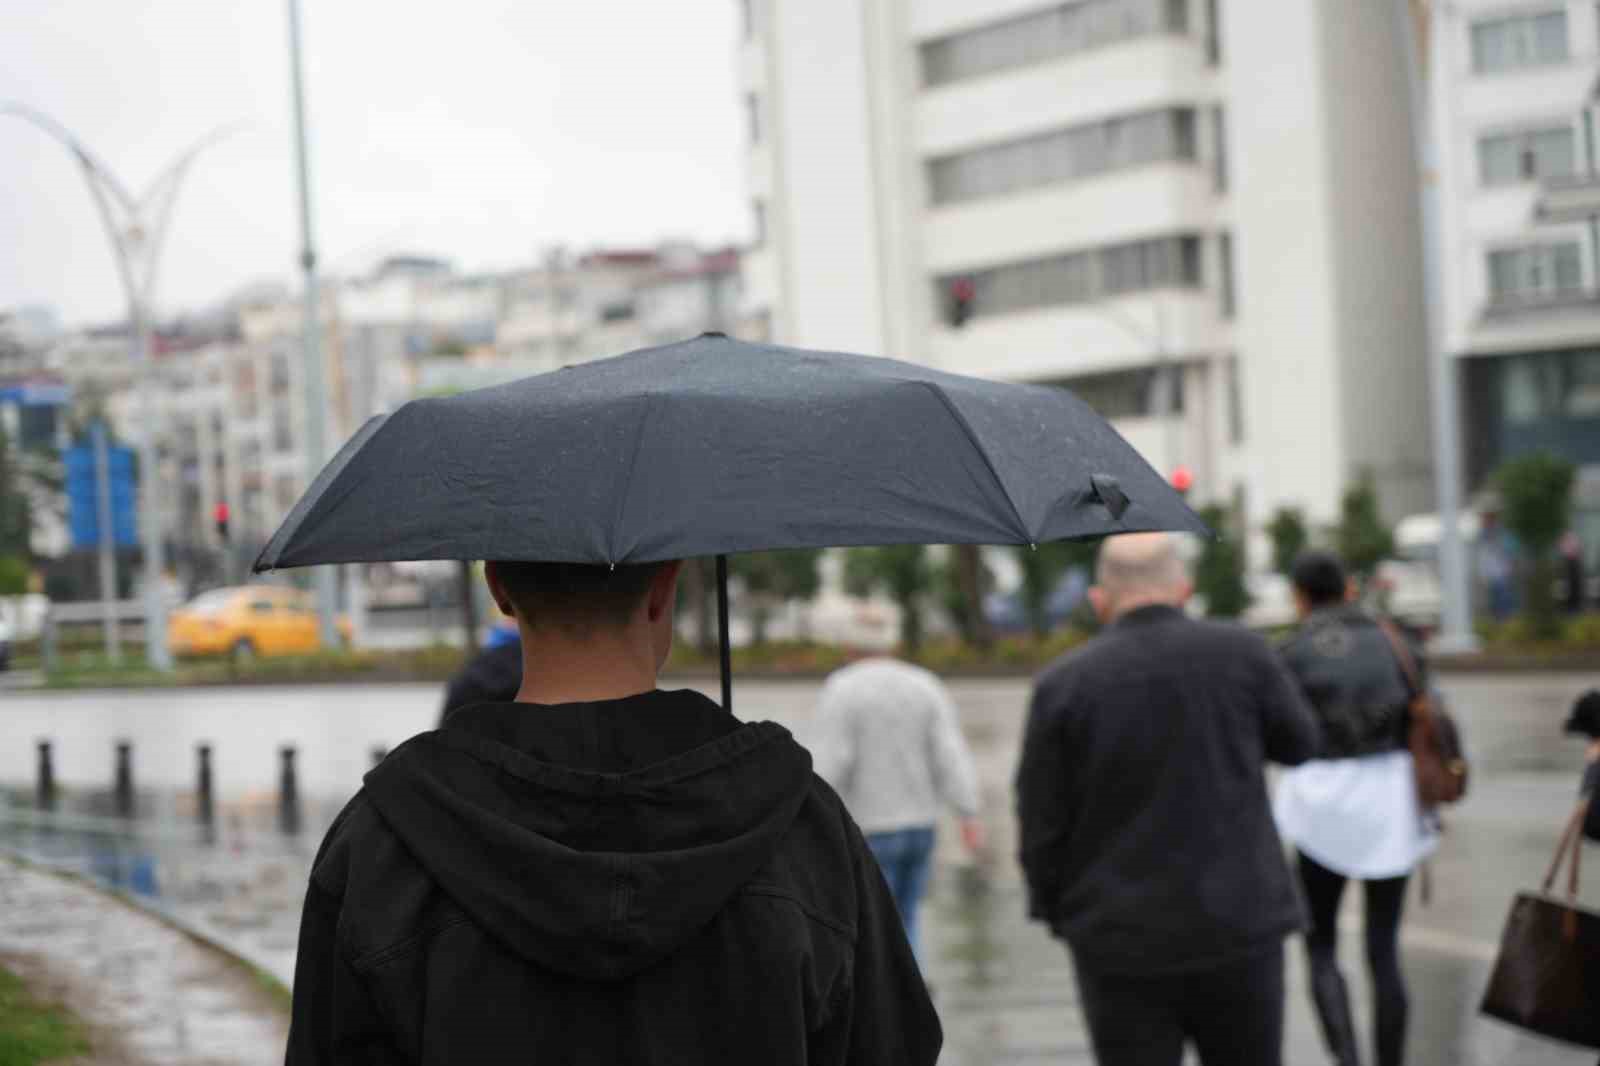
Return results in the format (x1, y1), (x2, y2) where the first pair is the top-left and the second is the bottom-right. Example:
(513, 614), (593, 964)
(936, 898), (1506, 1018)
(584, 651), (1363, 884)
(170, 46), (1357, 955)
(716, 554), (732, 715)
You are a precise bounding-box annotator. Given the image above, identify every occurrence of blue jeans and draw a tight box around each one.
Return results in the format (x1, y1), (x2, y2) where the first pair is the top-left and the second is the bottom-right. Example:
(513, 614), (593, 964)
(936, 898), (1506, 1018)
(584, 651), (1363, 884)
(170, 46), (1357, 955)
(865, 825), (936, 965)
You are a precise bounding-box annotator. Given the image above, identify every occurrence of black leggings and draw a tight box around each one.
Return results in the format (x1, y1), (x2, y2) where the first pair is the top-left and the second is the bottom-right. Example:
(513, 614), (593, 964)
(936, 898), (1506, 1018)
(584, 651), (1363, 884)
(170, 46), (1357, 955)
(1298, 851), (1409, 1066)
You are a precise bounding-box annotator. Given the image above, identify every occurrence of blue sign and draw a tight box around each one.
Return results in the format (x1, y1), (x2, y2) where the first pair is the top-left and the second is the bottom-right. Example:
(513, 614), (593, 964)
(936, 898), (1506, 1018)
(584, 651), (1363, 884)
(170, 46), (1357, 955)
(65, 437), (137, 550)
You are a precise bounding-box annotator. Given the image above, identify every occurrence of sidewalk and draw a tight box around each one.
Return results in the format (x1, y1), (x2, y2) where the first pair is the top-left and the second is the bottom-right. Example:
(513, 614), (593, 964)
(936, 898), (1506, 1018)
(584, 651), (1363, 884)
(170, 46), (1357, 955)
(0, 859), (287, 1066)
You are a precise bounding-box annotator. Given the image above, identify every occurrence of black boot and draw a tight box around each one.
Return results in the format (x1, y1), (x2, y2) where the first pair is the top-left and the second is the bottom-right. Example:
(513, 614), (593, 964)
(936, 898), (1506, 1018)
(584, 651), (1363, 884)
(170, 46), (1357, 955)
(1310, 967), (1363, 1066)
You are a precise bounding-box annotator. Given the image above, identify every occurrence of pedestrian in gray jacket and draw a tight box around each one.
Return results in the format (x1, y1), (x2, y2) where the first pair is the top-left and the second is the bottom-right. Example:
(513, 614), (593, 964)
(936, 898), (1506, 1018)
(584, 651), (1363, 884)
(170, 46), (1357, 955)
(812, 657), (984, 963)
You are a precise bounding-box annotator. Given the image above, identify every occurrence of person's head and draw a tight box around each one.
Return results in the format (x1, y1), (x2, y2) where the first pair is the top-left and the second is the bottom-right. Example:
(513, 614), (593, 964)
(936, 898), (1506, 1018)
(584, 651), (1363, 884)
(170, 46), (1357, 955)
(1087, 532), (1191, 623)
(1290, 550), (1349, 617)
(484, 560), (683, 670)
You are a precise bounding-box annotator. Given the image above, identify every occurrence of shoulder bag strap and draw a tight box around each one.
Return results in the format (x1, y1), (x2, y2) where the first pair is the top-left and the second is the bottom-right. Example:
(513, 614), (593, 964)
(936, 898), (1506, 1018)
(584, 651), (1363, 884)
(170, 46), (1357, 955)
(1543, 801), (1587, 896)
(1375, 616), (1422, 700)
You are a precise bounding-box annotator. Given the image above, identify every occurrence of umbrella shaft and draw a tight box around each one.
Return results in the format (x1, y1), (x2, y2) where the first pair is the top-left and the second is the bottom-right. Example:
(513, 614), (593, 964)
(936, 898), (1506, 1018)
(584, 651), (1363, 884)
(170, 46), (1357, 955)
(716, 555), (732, 714)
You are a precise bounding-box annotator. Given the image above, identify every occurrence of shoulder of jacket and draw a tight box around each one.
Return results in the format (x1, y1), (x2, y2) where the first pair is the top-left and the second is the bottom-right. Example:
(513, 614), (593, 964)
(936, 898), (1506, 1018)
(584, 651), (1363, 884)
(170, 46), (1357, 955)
(308, 791), (390, 898)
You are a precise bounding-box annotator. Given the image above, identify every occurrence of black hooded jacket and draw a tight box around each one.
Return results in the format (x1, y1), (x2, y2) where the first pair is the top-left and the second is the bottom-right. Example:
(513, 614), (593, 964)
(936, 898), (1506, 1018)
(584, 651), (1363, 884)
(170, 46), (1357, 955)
(284, 689), (938, 1065)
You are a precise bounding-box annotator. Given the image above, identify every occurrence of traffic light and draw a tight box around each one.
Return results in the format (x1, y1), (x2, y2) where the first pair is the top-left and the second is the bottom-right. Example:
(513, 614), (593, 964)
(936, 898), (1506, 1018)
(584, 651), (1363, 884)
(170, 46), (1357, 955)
(214, 501), (231, 542)
(946, 277), (975, 328)
(1170, 466), (1194, 495)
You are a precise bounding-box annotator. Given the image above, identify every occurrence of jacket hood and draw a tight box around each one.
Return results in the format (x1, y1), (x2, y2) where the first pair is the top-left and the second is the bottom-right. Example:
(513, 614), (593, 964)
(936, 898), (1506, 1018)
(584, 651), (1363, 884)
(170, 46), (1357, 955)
(362, 689), (814, 981)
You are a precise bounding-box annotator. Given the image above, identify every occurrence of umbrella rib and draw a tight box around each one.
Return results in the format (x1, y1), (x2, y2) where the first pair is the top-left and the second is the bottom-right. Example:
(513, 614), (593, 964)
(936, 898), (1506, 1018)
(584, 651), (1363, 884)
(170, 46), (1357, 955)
(606, 391), (660, 565)
(916, 382), (1031, 543)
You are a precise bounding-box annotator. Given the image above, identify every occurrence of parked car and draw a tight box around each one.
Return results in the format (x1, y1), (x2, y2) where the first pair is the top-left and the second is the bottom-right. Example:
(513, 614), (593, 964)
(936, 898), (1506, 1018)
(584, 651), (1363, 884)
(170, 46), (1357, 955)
(168, 585), (351, 661)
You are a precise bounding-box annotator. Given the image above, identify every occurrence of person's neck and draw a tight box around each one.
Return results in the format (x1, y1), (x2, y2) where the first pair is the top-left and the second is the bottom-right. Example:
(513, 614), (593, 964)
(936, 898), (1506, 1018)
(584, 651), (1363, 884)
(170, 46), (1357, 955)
(1109, 596), (1182, 622)
(513, 627), (660, 706)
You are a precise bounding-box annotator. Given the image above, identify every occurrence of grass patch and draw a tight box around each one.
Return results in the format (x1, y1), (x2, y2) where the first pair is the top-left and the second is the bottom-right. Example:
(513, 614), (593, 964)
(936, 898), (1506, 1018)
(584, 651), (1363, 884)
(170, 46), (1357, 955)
(42, 644), (468, 690)
(0, 963), (90, 1066)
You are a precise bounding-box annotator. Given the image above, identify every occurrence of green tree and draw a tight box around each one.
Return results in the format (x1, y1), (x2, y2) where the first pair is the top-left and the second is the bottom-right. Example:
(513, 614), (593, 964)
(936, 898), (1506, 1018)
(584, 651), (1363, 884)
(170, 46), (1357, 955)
(844, 545), (932, 653)
(1337, 471), (1394, 581)
(1496, 451), (1577, 639)
(0, 554), (27, 595)
(1266, 507), (1309, 576)
(932, 547), (993, 648)
(0, 422), (32, 562)
(730, 549), (823, 646)
(1194, 505), (1251, 618)
(1015, 540), (1098, 638)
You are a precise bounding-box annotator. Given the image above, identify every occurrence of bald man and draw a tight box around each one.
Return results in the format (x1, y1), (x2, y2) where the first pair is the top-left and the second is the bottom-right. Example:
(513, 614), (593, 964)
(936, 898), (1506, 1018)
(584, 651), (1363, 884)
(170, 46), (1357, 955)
(1015, 533), (1318, 1066)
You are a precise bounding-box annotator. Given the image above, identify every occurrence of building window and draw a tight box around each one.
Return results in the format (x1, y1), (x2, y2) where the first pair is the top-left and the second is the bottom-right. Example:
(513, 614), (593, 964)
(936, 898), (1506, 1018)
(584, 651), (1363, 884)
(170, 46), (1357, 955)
(1219, 231), (1236, 318)
(1212, 105), (1228, 193)
(1044, 365), (1184, 418)
(927, 108), (1197, 205)
(740, 0), (757, 39)
(1205, 0), (1221, 64)
(935, 234), (1202, 321)
(1470, 10), (1567, 74)
(1225, 356), (1244, 444)
(920, 0), (1188, 87)
(1488, 241), (1584, 305)
(745, 93), (761, 145)
(752, 200), (767, 247)
(1479, 125), (1577, 185)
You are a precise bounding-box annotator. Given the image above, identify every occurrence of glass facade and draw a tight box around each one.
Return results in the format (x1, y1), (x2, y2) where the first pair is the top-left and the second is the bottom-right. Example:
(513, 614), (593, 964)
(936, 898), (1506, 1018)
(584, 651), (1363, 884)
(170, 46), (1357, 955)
(920, 0), (1188, 87)
(1463, 347), (1600, 489)
(935, 234), (1202, 321)
(927, 108), (1197, 205)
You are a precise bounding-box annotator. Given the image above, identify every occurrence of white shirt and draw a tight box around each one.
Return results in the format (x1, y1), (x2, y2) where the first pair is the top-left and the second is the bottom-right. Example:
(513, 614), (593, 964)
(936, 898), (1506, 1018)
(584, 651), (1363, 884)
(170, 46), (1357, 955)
(1274, 750), (1439, 880)
(809, 658), (980, 835)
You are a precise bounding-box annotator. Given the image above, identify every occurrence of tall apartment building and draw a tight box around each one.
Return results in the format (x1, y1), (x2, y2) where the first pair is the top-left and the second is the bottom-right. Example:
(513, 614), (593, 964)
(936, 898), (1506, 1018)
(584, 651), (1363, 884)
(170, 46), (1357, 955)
(739, 0), (1437, 540)
(1429, 0), (1600, 556)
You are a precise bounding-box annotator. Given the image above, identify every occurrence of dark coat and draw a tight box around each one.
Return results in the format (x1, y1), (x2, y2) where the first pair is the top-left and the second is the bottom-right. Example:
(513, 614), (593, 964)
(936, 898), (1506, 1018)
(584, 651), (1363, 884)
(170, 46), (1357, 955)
(437, 639), (523, 726)
(1279, 605), (1417, 760)
(1015, 605), (1320, 976)
(286, 690), (939, 1065)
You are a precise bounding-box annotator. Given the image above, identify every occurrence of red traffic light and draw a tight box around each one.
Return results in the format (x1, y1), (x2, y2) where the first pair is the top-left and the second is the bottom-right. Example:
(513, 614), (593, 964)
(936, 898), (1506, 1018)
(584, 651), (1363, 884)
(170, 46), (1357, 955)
(213, 502), (230, 525)
(1170, 466), (1194, 493)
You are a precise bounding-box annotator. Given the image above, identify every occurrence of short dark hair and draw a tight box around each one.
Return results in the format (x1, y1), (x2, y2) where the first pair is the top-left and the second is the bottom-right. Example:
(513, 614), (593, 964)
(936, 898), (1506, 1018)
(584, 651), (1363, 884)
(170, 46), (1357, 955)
(1290, 551), (1348, 609)
(489, 561), (667, 635)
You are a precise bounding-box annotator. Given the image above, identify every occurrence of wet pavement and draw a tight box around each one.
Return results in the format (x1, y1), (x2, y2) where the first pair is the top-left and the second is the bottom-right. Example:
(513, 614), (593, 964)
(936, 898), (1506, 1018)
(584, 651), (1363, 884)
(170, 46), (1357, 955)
(0, 859), (287, 1065)
(2, 671), (1598, 1064)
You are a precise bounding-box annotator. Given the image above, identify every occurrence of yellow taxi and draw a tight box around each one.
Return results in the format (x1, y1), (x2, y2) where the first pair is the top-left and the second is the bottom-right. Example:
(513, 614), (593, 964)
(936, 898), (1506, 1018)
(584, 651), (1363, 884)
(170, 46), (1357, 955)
(168, 585), (351, 661)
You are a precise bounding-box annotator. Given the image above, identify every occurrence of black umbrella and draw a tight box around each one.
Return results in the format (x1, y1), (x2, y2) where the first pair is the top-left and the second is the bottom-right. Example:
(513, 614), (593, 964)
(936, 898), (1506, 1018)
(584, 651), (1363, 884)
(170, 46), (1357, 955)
(255, 334), (1206, 707)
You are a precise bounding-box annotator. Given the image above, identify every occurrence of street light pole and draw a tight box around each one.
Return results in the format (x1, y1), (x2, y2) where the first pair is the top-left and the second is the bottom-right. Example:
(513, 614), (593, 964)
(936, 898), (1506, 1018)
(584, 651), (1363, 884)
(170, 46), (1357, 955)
(1, 105), (240, 669)
(287, 0), (339, 649)
(1393, 0), (1477, 651)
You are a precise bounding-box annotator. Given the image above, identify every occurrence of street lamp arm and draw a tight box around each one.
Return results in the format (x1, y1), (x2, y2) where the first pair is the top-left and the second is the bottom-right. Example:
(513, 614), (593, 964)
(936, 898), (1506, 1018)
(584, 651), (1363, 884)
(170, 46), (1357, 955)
(0, 103), (138, 212)
(135, 122), (252, 305)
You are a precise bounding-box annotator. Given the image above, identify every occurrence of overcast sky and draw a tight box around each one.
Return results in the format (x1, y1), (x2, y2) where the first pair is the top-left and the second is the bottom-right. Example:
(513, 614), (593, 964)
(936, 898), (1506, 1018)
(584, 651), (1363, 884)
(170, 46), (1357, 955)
(0, 1), (747, 328)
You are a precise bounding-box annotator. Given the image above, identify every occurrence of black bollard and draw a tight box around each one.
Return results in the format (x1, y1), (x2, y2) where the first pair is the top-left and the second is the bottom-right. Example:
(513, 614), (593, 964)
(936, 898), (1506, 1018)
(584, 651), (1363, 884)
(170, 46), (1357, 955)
(370, 745), (388, 768)
(36, 740), (56, 812)
(278, 745), (301, 837)
(114, 741), (134, 819)
(196, 743), (215, 829)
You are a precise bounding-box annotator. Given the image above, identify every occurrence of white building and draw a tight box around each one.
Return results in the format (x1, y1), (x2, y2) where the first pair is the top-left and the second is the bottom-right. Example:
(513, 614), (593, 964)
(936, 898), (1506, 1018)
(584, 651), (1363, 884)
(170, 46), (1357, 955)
(1428, 0), (1600, 556)
(739, 0), (1437, 539)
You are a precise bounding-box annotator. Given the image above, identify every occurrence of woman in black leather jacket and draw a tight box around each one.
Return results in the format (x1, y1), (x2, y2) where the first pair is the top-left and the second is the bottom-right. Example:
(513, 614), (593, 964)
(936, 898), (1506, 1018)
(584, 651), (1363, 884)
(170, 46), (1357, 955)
(1274, 552), (1437, 1066)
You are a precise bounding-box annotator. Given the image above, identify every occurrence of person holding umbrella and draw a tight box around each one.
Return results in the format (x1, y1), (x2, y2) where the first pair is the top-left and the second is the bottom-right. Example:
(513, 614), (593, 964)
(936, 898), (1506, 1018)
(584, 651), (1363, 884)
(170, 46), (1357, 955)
(264, 335), (1205, 1064)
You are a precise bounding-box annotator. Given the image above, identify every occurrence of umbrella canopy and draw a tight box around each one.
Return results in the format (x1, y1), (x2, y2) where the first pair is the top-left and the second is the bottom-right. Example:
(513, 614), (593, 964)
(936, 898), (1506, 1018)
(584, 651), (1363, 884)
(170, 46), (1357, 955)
(255, 334), (1204, 572)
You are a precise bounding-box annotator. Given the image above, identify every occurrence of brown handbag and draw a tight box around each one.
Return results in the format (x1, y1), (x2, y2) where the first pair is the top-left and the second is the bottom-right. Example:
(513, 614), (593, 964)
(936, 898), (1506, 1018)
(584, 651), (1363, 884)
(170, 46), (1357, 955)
(1480, 800), (1600, 1048)
(1377, 618), (1468, 807)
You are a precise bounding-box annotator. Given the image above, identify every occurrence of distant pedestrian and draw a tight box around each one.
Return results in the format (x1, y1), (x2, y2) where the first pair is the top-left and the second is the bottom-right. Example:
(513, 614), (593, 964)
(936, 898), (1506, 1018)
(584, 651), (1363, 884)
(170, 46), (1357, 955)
(812, 657), (983, 965)
(1478, 512), (1516, 622)
(1561, 532), (1585, 614)
(1566, 690), (1600, 843)
(1275, 551), (1439, 1066)
(1015, 533), (1319, 1066)
(437, 619), (522, 726)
